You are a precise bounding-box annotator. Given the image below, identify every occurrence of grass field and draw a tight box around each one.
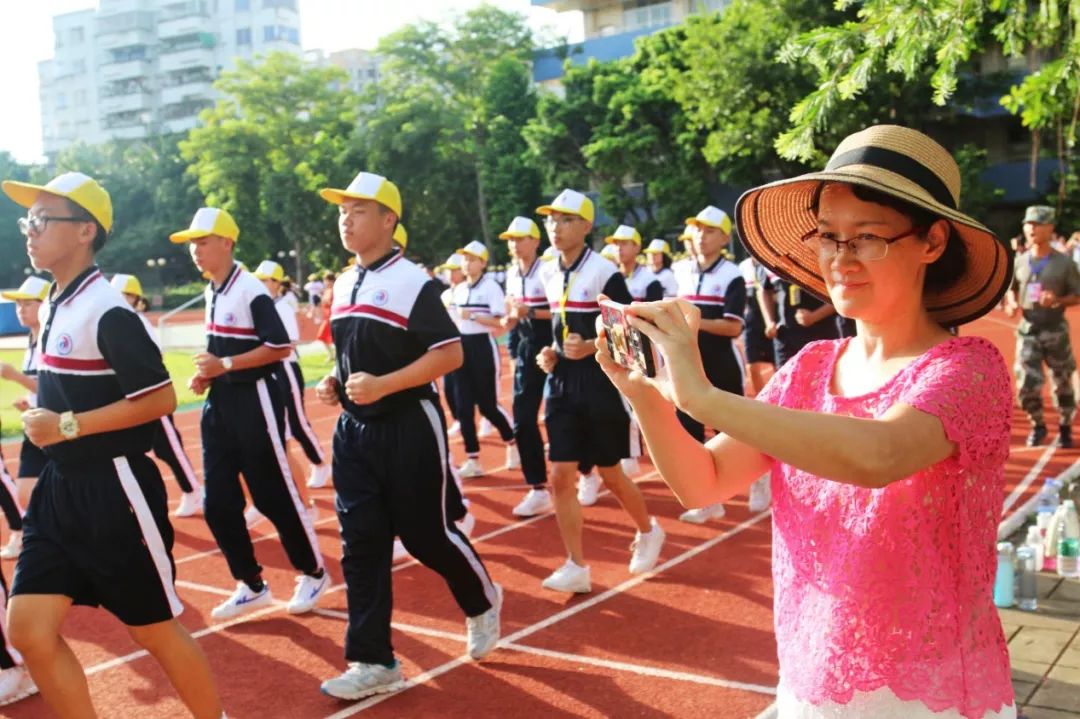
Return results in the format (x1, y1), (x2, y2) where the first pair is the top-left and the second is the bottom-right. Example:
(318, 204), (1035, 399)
(0, 348), (335, 439)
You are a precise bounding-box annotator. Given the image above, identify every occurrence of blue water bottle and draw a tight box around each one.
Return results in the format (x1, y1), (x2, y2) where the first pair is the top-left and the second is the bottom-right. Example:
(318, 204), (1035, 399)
(993, 542), (1016, 608)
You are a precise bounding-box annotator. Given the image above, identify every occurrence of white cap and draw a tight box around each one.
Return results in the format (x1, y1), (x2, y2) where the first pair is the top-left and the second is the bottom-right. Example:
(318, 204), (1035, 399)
(685, 205), (732, 233)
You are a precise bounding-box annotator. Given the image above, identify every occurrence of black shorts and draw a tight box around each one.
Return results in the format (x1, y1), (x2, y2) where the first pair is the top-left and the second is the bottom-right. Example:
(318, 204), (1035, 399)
(544, 364), (631, 467)
(742, 328), (775, 365)
(18, 434), (46, 478)
(12, 454), (183, 626)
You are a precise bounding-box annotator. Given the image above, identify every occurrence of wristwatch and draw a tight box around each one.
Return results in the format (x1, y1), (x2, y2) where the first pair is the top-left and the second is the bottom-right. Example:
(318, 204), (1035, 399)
(58, 411), (80, 441)
(221, 356), (234, 372)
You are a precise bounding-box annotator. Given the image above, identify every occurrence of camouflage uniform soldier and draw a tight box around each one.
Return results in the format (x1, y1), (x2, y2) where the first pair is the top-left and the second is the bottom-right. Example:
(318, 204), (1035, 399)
(1005, 205), (1080, 447)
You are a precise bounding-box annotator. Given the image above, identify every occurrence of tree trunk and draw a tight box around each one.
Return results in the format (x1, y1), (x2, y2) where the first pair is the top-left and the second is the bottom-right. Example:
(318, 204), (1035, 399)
(474, 160), (492, 249)
(294, 236), (303, 286)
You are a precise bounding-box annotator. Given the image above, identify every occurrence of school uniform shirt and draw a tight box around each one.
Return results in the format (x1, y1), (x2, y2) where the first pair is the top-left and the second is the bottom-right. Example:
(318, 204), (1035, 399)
(22, 332), (39, 408)
(451, 273), (505, 336)
(274, 295), (301, 363)
(649, 267), (678, 298)
(545, 246), (632, 358)
(623, 264), (664, 302)
(505, 258), (553, 351)
(35, 267), (171, 465)
(204, 263), (292, 383)
(674, 255), (746, 387)
(330, 248), (461, 418)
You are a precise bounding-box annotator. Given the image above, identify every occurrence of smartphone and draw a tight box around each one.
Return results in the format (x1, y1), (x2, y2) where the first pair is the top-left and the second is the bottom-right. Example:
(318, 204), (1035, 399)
(599, 298), (665, 379)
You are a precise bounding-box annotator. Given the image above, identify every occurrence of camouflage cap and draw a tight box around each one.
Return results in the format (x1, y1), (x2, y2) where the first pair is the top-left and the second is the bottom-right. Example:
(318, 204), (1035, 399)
(1023, 205), (1055, 225)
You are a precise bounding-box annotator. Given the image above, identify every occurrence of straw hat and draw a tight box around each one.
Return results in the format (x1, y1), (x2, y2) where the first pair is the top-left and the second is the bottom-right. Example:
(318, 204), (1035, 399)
(734, 125), (1012, 326)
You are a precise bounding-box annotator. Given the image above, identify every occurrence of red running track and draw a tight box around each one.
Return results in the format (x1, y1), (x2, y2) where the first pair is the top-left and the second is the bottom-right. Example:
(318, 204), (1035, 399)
(0, 306), (1076, 718)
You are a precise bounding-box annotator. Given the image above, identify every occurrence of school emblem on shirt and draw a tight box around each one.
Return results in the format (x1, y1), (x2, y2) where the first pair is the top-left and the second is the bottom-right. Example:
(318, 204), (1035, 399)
(372, 289), (389, 307)
(223, 312), (236, 325)
(56, 333), (73, 356)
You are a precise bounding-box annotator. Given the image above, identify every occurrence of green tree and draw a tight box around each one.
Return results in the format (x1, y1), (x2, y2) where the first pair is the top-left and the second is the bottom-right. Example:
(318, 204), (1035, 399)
(181, 52), (361, 278)
(0, 152), (34, 288)
(363, 6), (536, 259)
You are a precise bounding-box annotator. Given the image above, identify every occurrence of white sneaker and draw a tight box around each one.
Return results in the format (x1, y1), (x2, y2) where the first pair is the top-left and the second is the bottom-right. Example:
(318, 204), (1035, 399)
(748, 476), (772, 512)
(466, 584), (502, 660)
(542, 559), (591, 593)
(628, 518), (665, 574)
(459, 458), (484, 478)
(320, 661), (404, 701)
(392, 539), (411, 562)
(174, 491), (202, 518)
(621, 457), (640, 476)
(0, 530), (22, 560)
(512, 488), (553, 517)
(307, 502), (320, 524)
(211, 581), (274, 620)
(244, 505), (266, 529)
(679, 502), (726, 524)
(506, 444), (521, 469)
(287, 572), (329, 615)
(307, 463), (331, 489)
(577, 471), (601, 507)
(448, 421), (461, 437)
(0, 666), (36, 707)
(457, 512), (476, 538)
(478, 418), (495, 437)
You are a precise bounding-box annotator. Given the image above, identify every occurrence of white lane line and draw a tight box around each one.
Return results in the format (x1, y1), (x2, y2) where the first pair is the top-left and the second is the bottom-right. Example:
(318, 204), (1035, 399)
(501, 641), (777, 695)
(752, 702), (778, 719)
(175, 579), (236, 598)
(176, 513), (341, 566)
(1002, 444), (1055, 513)
(320, 510), (773, 718)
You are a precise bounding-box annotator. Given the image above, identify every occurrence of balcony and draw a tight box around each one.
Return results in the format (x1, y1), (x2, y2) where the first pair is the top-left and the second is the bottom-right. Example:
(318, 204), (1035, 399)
(97, 27), (155, 50)
(161, 116), (199, 135)
(98, 90), (154, 115)
(159, 14), (212, 40)
(161, 80), (212, 106)
(101, 58), (154, 81)
(107, 125), (151, 140)
(159, 45), (215, 74)
(533, 27), (657, 82)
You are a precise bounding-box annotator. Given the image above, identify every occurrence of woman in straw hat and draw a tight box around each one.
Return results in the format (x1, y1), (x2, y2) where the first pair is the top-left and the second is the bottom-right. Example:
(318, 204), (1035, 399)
(597, 125), (1015, 718)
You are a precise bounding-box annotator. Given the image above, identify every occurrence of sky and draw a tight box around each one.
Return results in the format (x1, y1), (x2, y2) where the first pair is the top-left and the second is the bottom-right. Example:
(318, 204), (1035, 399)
(0, 0), (581, 164)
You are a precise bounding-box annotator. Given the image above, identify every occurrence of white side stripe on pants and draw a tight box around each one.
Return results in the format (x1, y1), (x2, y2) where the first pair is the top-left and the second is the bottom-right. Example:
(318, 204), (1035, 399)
(160, 416), (201, 491)
(421, 399), (497, 608)
(487, 335), (514, 429)
(113, 457), (185, 618)
(284, 362), (326, 463)
(254, 378), (324, 572)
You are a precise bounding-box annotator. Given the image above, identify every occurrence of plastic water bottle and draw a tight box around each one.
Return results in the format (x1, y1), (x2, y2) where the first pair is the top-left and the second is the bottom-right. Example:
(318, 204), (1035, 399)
(993, 542), (1016, 608)
(1016, 545), (1038, 611)
(1057, 499), (1080, 579)
(1025, 525), (1045, 573)
(1036, 479), (1062, 532)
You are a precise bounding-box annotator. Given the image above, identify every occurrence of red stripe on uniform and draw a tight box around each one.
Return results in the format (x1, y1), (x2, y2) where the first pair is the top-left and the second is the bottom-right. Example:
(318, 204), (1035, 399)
(683, 295), (725, 304)
(562, 300), (599, 309)
(41, 354), (110, 371)
(331, 304), (408, 328)
(206, 323), (258, 336)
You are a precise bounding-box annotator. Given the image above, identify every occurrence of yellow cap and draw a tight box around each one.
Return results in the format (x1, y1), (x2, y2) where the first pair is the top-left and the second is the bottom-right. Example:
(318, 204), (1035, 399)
(2, 171), (113, 232)
(1, 276), (50, 301)
(436, 253), (465, 272)
(685, 205), (732, 234)
(499, 216), (541, 240)
(319, 171), (402, 218)
(604, 224), (641, 245)
(600, 244), (620, 263)
(536, 189), (594, 223)
(541, 246), (558, 261)
(109, 273), (144, 297)
(253, 260), (285, 281)
(457, 240), (489, 263)
(170, 208), (240, 243)
(393, 224), (408, 249)
(643, 239), (672, 257)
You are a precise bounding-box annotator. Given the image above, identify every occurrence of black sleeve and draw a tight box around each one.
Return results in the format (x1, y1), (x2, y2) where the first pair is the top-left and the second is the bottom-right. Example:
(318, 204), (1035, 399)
(724, 276), (746, 323)
(644, 279), (664, 302)
(601, 272), (633, 304)
(410, 280), (462, 350)
(97, 307), (171, 400)
(251, 294), (291, 349)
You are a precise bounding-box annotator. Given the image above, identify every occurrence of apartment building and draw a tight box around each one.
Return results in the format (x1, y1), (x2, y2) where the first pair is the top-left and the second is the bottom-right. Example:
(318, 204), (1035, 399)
(39, 0), (303, 157)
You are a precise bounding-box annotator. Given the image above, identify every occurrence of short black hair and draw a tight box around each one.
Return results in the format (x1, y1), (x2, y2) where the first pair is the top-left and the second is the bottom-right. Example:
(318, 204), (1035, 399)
(63, 197), (108, 252)
(810, 182), (968, 297)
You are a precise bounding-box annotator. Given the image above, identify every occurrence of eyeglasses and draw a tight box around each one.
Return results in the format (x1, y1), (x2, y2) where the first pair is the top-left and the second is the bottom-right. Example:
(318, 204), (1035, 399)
(801, 226), (924, 262)
(544, 215), (580, 228)
(17, 214), (89, 236)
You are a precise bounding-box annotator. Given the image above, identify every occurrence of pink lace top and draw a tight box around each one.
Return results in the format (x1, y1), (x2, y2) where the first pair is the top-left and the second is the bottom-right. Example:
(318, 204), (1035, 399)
(756, 337), (1014, 719)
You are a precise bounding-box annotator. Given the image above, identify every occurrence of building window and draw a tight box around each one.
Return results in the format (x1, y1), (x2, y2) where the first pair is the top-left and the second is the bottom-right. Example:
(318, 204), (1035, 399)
(57, 93), (67, 110)
(697, 0), (731, 11)
(623, 0), (673, 31)
(236, 27), (251, 45)
(284, 26), (299, 44)
(75, 89), (87, 105)
(72, 59), (86, 74)
(70, 27), (85, 44)
(235, 0), (250, 10)
(263, 0), (297, 9)
(263, 25), (276, 42)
